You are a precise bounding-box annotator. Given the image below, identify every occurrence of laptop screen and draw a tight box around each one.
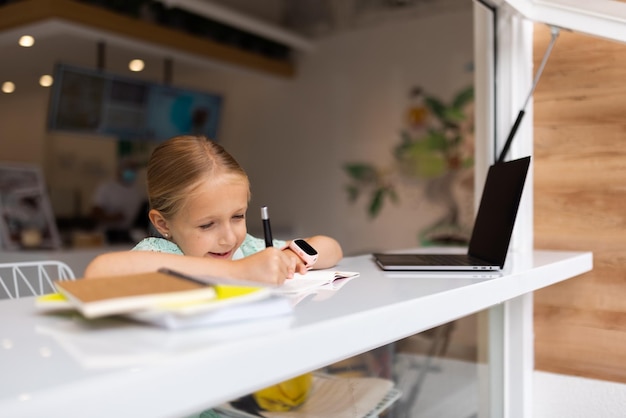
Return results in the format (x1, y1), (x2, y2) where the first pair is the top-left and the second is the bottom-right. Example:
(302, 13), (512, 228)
(467, 156), (531, 267)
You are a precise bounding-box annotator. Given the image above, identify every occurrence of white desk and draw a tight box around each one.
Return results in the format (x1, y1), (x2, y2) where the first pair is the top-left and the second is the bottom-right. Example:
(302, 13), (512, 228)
(0, 250), (591, 418)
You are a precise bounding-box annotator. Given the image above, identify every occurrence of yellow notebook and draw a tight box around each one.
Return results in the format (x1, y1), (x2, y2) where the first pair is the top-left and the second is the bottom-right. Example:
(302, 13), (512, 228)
(39, 269), (291, 330)
(53, 271), (218, 319)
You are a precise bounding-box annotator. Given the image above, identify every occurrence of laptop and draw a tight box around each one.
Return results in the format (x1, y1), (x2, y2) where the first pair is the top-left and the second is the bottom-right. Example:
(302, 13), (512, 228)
(373, 155), (531, 271)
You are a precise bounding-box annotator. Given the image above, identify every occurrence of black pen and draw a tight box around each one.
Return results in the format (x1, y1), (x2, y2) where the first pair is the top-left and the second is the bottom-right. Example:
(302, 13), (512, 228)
(261, 206), (273, 247)
(158, 267), (213, 287)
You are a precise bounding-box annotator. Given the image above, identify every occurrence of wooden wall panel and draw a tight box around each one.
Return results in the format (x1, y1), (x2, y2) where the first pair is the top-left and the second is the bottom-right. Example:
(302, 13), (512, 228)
(533, 24), (626, 383)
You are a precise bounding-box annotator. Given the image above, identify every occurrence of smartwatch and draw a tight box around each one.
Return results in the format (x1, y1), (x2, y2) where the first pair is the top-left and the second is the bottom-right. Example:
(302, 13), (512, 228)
(288, 239), (318, 268)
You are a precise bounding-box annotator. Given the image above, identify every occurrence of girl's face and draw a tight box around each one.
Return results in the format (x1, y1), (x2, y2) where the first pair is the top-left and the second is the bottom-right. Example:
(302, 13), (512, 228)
(167, 174), (249, 259)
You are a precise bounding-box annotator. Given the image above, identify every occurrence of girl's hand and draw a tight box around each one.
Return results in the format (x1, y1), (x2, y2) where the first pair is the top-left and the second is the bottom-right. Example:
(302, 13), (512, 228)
(235, 247), (297, 285)
(283, 248), (309, 275)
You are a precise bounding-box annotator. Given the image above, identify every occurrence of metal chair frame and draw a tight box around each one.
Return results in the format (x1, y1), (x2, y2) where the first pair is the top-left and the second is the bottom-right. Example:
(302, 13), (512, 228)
(0, 260), (75, 299)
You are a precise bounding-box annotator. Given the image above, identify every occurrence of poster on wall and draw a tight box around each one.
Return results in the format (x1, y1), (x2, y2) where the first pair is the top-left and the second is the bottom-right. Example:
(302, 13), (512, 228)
(47, 64), (223, 142)
(145, 84), (222, 141)
(0, 163), (62, 250)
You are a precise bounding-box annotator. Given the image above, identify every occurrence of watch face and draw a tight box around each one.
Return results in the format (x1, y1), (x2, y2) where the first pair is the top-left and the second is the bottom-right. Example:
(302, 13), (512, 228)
(294, 239), (318, 256)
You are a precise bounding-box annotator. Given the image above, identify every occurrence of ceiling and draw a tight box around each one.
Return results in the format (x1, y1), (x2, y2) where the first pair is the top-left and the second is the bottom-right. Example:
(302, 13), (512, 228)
(0, 0), (468, 92)
(2, 0), (626, 90)
(207, 0), (467, 37)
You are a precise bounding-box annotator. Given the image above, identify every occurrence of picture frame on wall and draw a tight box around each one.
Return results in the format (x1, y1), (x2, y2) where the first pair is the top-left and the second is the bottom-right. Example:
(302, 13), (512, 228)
(0, 163), (62, 250)
(48, 64), (223, 142)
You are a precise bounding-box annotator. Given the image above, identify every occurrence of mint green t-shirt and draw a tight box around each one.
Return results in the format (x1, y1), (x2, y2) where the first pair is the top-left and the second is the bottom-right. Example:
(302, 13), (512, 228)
(132, 233), (286, 258)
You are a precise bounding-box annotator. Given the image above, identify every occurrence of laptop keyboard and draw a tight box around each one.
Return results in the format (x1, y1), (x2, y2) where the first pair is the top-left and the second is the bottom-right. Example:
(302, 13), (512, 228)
(410, 254), (476, 266)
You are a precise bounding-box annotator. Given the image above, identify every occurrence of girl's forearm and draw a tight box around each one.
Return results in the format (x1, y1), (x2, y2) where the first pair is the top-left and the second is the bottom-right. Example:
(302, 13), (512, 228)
(305, 235), (343, 269)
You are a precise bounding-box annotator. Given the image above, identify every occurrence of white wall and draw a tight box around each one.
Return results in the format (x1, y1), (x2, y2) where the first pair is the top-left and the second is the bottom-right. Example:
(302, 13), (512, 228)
(216, 9), (475, 254)
(534, 371), (626, 418)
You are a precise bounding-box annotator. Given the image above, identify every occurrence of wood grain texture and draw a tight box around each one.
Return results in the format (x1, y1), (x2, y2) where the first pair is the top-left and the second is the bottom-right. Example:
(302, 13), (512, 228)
(533, 24), (626, 383)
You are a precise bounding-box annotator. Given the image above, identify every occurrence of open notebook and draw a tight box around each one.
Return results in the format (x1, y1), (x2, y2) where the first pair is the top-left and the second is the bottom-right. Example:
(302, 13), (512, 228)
(373, 156), (531, 271)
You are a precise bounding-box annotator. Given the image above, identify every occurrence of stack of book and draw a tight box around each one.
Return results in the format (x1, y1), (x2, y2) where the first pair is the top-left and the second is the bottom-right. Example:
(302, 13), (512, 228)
(37, 269), (291, 330)
(36, 268), (360, 330)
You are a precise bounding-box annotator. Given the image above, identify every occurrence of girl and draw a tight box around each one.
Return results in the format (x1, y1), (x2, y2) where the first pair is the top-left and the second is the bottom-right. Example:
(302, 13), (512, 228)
(85, 135), (343, 284)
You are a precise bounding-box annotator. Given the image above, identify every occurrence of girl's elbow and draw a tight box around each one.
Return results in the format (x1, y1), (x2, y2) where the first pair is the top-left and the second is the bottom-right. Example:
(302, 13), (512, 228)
(331, 239), (344, 260)
(84, 254), (111, 278)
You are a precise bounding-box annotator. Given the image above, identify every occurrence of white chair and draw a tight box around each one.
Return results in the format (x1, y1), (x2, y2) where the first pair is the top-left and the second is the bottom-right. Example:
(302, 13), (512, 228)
(0, 260), (75, 299)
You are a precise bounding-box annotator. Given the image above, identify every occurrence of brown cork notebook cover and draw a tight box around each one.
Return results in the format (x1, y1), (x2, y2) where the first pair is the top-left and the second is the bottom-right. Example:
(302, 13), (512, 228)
(54, 271), (216, 319)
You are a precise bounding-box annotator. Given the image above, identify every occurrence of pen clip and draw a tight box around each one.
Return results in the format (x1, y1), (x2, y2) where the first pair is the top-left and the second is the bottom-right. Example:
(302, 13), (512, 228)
(261, 206), (273, 248)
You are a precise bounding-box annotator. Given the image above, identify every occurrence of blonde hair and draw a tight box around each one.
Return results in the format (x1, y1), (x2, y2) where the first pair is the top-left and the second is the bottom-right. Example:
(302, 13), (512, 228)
(147, 135), (249, 219)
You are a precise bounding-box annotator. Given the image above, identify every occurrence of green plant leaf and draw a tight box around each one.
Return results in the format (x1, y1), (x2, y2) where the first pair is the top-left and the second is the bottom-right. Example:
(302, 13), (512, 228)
(414, 153), (447, 178)
(452, 86), (474, 109)
(344, 163), (377, 182)
(394, 131), (416, 159)
(443, 108), (465, 123)
(424, 96), (446, 120)
(369, 188), (385, 217)
(424, 130), (448, 151)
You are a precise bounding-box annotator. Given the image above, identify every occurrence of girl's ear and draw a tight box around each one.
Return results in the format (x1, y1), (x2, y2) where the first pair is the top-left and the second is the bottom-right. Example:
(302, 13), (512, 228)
(149, 209), (169, 237)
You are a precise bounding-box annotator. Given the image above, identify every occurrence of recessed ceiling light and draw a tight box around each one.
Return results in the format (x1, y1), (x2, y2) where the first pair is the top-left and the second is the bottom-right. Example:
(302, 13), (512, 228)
(2, 82), (15, 94)
(129, 59), (145, 72)
(40, 75), (54, 87)
(18, 35), (35, 47)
